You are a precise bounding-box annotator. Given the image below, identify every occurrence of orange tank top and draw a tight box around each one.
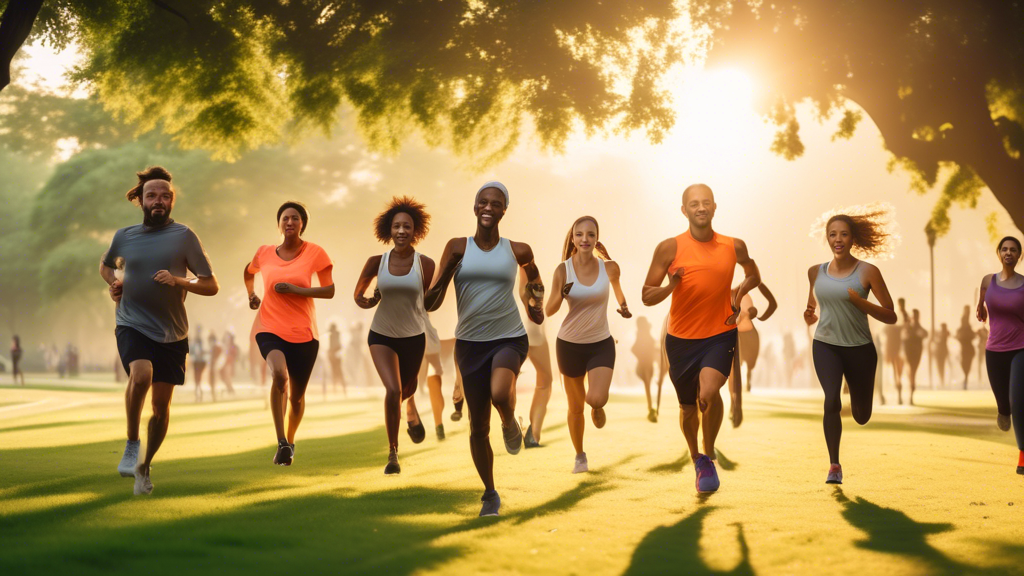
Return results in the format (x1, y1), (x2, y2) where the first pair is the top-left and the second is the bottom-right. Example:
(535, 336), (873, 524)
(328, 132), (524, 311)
(668, 231), (737, 339)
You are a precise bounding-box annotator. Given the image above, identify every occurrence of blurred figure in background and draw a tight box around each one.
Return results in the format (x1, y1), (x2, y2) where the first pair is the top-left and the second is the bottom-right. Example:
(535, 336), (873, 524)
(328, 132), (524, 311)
(10, 335), (25, 385)
(632, 316), (659, 423)
(956, 305), (976, 390)
(219, 331), (238, 396)
(933, 322), (950, 388)
(208, 331), (221, 401)
(190, 326), (208, 402)
(903, 307), (927, 405)
(327, 322), (346, 396)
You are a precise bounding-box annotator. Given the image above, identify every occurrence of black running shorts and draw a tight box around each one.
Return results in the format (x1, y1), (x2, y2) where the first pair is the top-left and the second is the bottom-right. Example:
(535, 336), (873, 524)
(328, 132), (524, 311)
(665, 329), (737, 405)
(115, 326), (189, 385)
(555, 336), (616, 378)
(255, 332), (320, 388)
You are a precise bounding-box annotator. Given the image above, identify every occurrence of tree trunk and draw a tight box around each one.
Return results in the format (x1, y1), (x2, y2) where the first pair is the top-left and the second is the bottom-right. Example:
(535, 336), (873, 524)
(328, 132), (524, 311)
(0, 0), (44, 92)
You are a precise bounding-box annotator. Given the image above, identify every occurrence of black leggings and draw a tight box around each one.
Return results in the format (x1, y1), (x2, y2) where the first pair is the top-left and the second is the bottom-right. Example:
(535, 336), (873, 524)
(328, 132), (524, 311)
(986, 348), (1024, 450)
(812, 340), (878, 464)
(455, 336), (529, 491)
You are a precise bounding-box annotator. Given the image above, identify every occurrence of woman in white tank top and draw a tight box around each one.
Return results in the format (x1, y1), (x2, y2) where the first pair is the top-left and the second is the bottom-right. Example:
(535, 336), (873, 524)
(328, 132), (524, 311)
(354, 197), (436, 476)
(422, 181), (545, 517)
(545, 216), (631, 474)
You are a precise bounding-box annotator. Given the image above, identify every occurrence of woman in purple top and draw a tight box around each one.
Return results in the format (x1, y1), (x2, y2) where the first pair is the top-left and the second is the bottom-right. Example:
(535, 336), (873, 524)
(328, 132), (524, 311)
(976, 236), (1024, 475)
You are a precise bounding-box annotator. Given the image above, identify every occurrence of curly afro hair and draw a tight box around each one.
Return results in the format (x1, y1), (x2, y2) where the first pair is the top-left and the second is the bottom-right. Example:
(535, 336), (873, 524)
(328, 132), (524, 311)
(373, 196), (431, 244)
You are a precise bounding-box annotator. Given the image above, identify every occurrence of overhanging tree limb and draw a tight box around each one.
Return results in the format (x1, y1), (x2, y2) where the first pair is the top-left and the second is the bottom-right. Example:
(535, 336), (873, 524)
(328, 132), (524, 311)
(0, 0), (44, 92)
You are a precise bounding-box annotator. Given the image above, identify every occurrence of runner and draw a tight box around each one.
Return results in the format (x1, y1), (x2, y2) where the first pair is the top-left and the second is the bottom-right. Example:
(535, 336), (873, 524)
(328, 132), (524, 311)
(803, 208), (897, 484)
(975, 236), (1024, 474)
(100, 166), (218, 495)
(424, 181), (543, 516)
(956, 306), (976, 389)
(883, 309), (905, 402)
(519, 268), (555, 448)
(631, 316), (660, 423)
(190, 326), (207, 402)
(903, 307), (927, 405)
(327, 323), (346, 396)
(934, 323), (950, 388)
(10, 335), (24, 386)
(219, 331), (238, 396)
(728, 282), (777, 427)
(417, 312), (446, 439)
(244, 201), (335, 466)
(641, 184), (760, 494)
(354, 196), (436, 475)
(977, 324), (989, 383)
(208, 330), (221, 401)
(545, 216), (630, 473)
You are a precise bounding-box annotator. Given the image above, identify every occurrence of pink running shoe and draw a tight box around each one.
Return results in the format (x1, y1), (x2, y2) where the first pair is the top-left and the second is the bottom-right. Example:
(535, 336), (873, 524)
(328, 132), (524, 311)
(826, 464), (843, 484)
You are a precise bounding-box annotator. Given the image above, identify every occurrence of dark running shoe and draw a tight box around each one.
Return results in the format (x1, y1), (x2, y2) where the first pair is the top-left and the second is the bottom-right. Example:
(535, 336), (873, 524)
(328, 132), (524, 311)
(273, 441), (294, 466)
(479, 490), (501, 517)
(524, 424), (541, 448)
(502, 419), (523, 455)
(384, 450), (401, 475)
(451, 399), (464, 421)
(436, 424), (446, 441)
(408, 421), (426, 444)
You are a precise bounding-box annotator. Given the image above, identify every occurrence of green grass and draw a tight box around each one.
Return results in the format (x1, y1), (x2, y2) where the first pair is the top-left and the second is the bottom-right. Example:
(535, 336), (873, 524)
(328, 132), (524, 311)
(1, 381), (1023, 575)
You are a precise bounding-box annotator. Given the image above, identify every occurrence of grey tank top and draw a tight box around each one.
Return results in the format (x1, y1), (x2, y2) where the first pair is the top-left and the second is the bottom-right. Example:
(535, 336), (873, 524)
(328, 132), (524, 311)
(370, 251), (426, 338)
(454, 237), (527, 341)
(813, 261), (872, 346)
(557, 257), (612, 344)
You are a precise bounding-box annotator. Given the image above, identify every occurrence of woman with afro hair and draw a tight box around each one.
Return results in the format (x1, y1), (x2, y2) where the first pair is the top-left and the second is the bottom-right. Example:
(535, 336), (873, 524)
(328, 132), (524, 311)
(354, 196), (436, 476)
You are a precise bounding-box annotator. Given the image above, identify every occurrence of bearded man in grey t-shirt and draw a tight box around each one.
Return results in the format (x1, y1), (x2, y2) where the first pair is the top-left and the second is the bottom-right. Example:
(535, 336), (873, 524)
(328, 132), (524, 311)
(99, 166), (219, 495)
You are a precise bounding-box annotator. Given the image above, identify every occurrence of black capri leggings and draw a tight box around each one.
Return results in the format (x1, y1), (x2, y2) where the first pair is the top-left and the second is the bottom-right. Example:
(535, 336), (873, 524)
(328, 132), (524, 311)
(986, 348), (1024, 450)
(812, 340), (878, 464)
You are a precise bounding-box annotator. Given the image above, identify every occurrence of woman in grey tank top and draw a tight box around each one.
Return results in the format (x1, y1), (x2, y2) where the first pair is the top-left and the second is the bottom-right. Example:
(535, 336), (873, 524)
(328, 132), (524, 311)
(354, 197), (436, 476)
(423, 181), (544, 517)
(804, 209), (898, 486)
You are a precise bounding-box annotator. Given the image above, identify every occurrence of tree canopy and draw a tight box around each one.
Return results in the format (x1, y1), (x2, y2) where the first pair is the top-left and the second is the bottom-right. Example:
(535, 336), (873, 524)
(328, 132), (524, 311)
(1, 0), (680, 165)
(692, 0), (1024, 235)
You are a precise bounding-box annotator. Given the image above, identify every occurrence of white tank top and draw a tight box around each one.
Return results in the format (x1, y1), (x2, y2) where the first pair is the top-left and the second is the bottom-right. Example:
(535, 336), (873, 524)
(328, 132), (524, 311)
(454, 237), (527, 341)
(370, 250), (426, 338)
(557, 257), (612, 344)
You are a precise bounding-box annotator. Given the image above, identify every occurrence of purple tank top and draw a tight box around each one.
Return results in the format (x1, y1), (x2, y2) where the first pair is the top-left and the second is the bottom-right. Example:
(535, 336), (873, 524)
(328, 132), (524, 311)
(985, 274), (1024, 352)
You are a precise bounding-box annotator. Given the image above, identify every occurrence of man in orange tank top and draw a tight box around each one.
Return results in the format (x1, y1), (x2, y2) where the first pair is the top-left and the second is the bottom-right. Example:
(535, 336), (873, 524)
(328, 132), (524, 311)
(642, 184), (761, 494)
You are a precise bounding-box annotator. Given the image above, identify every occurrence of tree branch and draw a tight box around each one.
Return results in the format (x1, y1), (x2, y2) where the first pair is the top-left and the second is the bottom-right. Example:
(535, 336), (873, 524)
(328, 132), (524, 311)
(0, 0), (44, 92)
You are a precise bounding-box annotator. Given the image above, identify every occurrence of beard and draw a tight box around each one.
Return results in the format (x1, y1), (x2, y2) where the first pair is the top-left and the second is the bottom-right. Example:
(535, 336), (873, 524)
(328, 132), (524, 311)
(143, 205), (172, 227)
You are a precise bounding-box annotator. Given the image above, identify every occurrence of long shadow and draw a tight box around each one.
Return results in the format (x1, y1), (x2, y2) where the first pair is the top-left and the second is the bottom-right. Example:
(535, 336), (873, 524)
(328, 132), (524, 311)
(764, 410), (1014, 446)
(623, 507), (754, 575)
(832, 488), (1019, 575)
(648, 456), (690, 475)
(509, 479), (613, 525)
(1, 485), (482, 575)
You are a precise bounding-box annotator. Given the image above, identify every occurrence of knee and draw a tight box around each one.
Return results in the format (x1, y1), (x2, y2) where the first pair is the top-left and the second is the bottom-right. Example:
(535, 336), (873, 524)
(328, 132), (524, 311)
(151, 400), (170, 420)
(586, 390), (609, 409)
(129, 367), (153, 388)
(567, 400), (585, 416)
(823, 396), (842, 415)
(537, 372), (553, 389)
(491, 389), (511, 406)
(271, 371), (288, 391)
(470, 421), (490, 439)
(384, 386), (400, 402)
(852, 405), (872, 425)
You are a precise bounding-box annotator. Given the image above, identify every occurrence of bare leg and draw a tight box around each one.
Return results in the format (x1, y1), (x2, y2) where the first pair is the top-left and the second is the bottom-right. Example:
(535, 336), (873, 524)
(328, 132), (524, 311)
(698, 367), (728, 458)
(680, 404), (700, 460)
(138, 382), (176, 472)
(125, 360), (153, 442)
(286, 371), (310, 444)
(266, 351), (290, 442)
(564, 374), (586, 455)
(491, 367), (517, 428)
(428, 375), (444, 426)
(527, 344), (554, 441)
(585, 366), (612, 428)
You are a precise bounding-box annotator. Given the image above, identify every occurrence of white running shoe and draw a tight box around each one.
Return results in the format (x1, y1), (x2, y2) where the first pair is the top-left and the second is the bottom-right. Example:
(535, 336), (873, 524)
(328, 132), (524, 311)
(133, 463), (153, 495)
(572, 453), (589, 474)
(998, 413), (1011, 432)
(118, 440), (140, 478)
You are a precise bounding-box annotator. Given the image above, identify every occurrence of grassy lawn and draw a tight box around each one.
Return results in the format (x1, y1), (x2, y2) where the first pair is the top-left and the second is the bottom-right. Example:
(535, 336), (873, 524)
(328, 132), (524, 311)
(2, 379), (1022, 575)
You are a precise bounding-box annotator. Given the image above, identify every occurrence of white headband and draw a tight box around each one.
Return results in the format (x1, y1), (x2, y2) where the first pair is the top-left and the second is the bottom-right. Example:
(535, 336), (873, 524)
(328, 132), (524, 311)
(476, 181), (509, 208)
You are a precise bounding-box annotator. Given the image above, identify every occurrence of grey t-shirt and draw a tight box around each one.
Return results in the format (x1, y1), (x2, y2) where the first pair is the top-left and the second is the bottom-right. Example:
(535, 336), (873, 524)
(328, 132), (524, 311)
(102, 221), (214, 343)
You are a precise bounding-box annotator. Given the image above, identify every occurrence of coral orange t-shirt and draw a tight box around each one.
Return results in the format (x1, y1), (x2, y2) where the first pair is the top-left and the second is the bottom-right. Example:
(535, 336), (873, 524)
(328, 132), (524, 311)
(249, 242), (333, 343)
(667, 231), (737, 340)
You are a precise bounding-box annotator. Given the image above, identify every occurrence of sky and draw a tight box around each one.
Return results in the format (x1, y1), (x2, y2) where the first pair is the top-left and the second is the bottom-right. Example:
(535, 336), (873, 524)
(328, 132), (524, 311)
(14, 39), (1017, 383)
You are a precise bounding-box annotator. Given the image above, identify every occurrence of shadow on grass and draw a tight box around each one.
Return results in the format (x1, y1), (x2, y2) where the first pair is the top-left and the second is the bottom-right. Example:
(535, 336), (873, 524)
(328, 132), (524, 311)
(623, 507), (754, 575)
(764, 410), (1013, 446)
(832, 487), (1020, 575)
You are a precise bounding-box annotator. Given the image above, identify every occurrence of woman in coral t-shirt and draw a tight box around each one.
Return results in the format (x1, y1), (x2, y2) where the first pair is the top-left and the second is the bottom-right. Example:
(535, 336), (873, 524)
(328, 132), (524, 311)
(244, 201), (335, 466)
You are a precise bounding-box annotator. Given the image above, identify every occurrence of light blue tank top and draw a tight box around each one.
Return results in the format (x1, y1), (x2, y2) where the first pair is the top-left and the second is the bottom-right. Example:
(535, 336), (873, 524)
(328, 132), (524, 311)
(454, 237), (527, 341)
(813, 261), (872, 347)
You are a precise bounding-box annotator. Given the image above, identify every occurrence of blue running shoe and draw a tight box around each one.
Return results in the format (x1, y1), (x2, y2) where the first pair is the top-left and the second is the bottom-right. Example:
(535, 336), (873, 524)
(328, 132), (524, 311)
(694, 454), (720, 493)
